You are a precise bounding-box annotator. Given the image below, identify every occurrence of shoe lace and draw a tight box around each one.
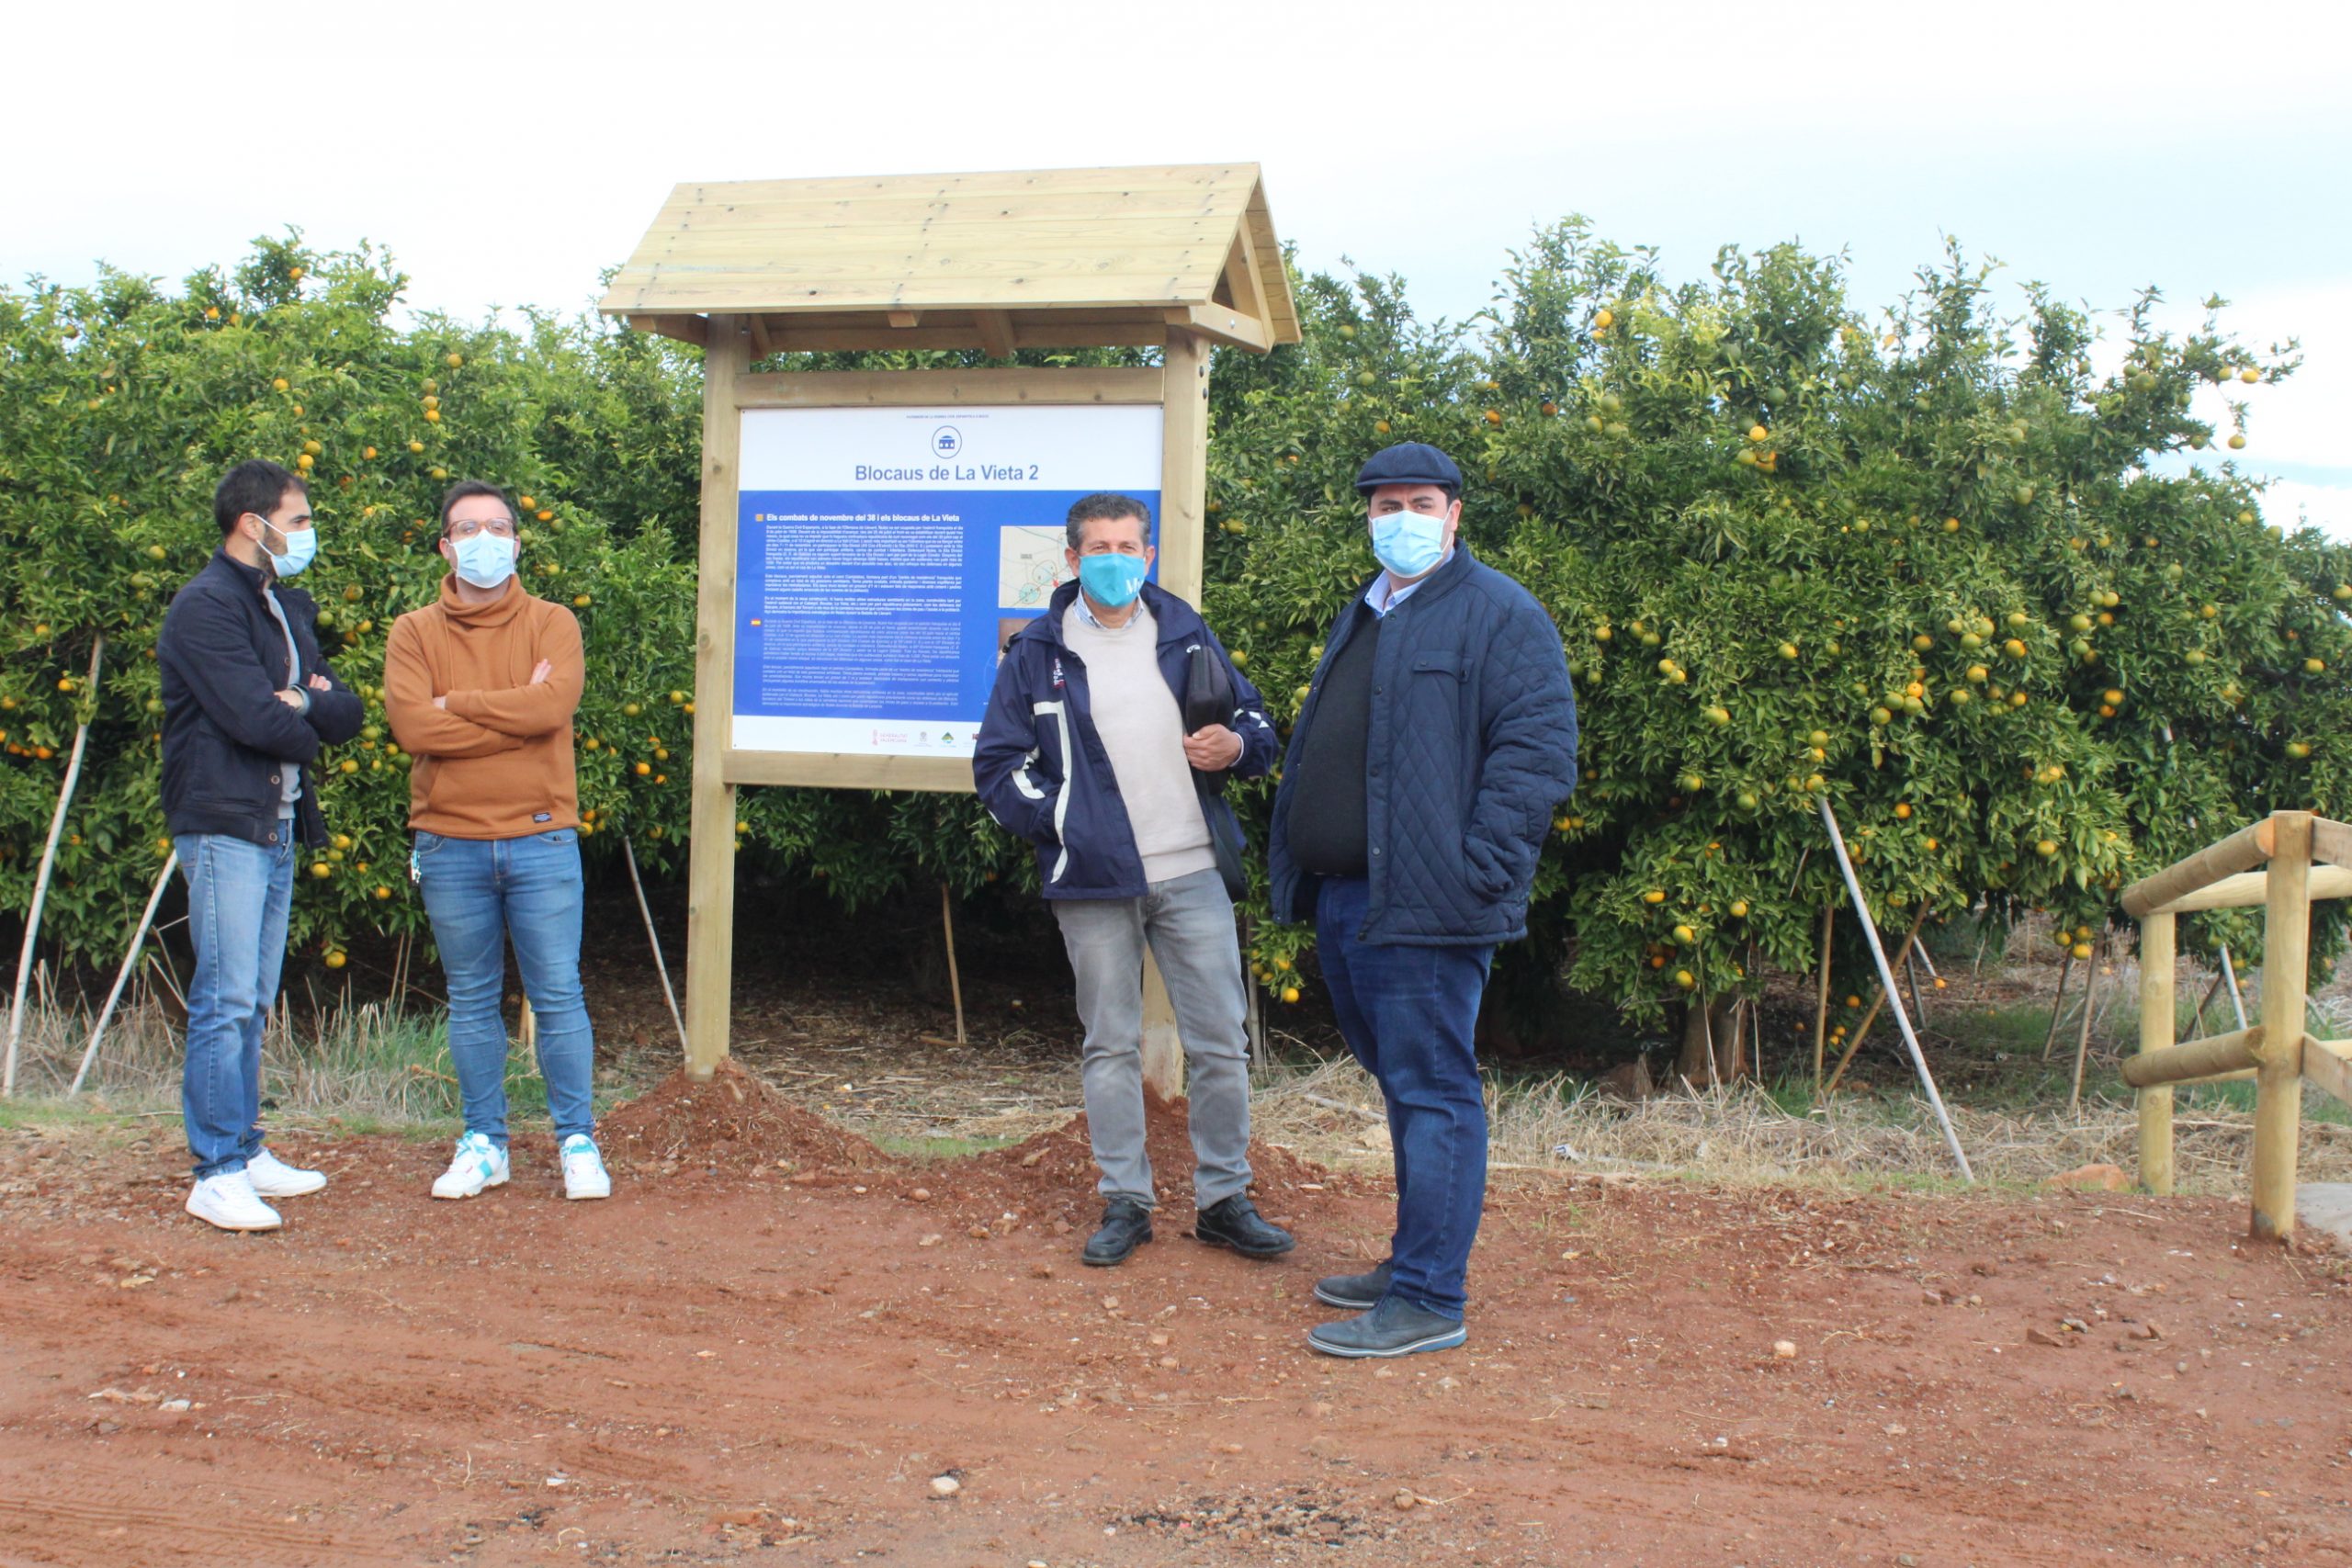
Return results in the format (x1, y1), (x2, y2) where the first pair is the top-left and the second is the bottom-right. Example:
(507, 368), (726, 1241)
(561, 1138), (603, 1171)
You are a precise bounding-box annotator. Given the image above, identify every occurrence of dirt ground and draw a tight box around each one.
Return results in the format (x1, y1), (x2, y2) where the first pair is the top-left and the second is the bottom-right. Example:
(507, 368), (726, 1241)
(6, 1063), (2352, 1568)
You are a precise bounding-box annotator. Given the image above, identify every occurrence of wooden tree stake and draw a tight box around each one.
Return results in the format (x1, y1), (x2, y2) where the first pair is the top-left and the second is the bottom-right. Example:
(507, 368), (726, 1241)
(1822, 901), (1934, 1094)
(69, 849), (178, 1096)
(2067, 935), (2107, 1113)
(5, 636), (104, 1097)
(1816, 797), (1973, 1179)
(940, 882), (967, 1046)
(2041, 951), (2076, 1061)
(1813, 907), (1834, 1088)
(622, 833), (689, 1056)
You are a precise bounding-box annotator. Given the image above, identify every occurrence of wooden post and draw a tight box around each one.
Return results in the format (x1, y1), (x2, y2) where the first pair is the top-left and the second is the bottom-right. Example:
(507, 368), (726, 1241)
(1131, 327), (1214, 1100)
(2137, 909), (2176, 1195)
(1813, 906), (1834, 1088)
(940, 883), (967, 1046)
(683, 314), (750, 1078)
(2252, 811), (2312, 1241)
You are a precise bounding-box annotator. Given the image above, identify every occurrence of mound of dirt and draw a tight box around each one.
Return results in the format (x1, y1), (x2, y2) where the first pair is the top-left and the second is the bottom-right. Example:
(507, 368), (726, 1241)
(987, 1086), (1329, 1201)
(601, 1059), (890, 1176)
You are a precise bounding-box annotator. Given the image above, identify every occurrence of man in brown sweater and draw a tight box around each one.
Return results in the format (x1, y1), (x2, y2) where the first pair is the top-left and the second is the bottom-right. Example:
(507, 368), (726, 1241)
(385, 480), (607, 1202)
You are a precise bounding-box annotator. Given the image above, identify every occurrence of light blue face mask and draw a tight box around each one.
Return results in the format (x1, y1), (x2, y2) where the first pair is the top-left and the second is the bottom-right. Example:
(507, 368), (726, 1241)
(451, 531), (518, 590)
(1371, 508), (1448, 578)
(1077, 551), (1149, 609)
(259, 516), (318, 578)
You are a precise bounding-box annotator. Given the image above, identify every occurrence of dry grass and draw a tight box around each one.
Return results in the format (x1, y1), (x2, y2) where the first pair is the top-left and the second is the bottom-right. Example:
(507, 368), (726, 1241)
(3, 985), (471, 1129)
(1244, 1051), (2352, 1196)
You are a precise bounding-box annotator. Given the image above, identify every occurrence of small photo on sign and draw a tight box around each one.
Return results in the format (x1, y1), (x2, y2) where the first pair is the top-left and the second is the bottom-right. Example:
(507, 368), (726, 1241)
(998, 525), (1070, 609)
(996, 616), (1030, 660)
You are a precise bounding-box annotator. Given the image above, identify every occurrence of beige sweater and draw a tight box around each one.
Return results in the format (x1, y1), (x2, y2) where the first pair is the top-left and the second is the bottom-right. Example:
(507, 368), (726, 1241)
(1063, 602), (1213, 885)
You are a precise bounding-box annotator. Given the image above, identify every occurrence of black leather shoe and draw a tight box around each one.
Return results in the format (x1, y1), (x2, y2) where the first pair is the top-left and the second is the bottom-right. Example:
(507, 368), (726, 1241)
(1313, 1258), (1394, 1310)
(1082, 1199), (1154, 1267)
(1193, 1193), (1295, 1258)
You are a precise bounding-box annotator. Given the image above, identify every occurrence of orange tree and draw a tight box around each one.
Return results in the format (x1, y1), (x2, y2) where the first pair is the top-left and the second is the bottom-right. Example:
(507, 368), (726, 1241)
(8, 224), (2345, 1068)
(0, 235), (702, 969)
(1206, 221), (2346, 1057)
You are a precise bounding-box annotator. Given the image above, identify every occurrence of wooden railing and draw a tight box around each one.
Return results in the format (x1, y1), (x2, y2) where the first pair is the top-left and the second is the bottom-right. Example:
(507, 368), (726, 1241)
(2122, 809), (2352, 1239)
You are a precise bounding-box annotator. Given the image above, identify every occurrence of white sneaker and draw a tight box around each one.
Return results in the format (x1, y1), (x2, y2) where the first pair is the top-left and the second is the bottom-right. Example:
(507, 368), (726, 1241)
(431, 1133), (510, 1200)
(187, 1169), (283, 1232)
(560, 1134), (611, 1201)
(245, 1146), (327, 1198)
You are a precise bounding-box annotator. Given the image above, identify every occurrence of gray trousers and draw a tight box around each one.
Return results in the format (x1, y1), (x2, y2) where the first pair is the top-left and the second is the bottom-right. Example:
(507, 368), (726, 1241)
(1053, 868), (1254, 1209)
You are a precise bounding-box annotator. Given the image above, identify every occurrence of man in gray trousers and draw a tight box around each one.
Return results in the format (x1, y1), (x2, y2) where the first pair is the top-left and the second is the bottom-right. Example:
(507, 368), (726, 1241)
(974, 492), (1293, 1267)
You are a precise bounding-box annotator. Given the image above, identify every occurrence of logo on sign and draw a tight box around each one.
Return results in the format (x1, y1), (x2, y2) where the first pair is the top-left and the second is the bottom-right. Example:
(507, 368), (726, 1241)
(932, 426), (964, 458)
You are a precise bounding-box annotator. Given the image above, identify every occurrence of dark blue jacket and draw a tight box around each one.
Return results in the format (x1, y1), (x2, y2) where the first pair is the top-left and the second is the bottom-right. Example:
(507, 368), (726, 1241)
(974, 580), (1277, 899)
(1269, 547), (1577, 946)
(158, 549), (364, 850)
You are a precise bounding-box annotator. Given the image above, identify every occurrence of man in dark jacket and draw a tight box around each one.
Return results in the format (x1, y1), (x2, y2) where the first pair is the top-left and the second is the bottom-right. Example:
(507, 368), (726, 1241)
(975, 493), (1293, 1268)
(1269, 442), (1577, 1357)
(157, 459), (363, 1231)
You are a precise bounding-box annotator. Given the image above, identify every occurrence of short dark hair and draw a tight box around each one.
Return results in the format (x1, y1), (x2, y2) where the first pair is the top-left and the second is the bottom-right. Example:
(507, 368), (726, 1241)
(438, 479), (515, 536)
(1066, 492), (1151, 551)
(213, 459), (307, 536)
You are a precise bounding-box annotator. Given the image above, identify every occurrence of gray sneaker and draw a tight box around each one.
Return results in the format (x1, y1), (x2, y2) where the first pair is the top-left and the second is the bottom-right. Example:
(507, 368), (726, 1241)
(1306, 1295), (1467, 1359)
(1313, 1258), (1394, 1311)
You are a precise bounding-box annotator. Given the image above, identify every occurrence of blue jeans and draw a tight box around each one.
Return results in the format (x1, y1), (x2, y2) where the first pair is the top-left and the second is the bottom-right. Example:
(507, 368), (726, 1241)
(415, 829), (595, 1147)
(1315, 875), (1494, 1320)
(175, 832), (296, 1178)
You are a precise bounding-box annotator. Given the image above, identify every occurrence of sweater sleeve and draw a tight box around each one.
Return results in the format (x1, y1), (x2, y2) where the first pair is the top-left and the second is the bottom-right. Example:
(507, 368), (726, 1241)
(441, 605), (583, 739)
(384, 615), (526, 761)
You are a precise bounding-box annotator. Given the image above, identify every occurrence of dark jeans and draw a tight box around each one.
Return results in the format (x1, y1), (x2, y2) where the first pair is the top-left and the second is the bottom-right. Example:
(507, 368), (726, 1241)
(1315, 875), (1494, 1320)
(415, 829), (595, 1147)
(175, 832), (296, 1177)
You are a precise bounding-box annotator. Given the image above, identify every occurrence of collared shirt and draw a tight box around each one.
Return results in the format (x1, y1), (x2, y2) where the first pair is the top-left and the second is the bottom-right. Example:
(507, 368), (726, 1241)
(1073, 592), (1144, 634)
(1363, 547), (1456, 618)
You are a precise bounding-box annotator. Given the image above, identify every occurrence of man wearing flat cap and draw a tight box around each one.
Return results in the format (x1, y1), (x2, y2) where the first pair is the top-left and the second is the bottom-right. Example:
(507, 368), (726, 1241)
(1269, 441), (1577, 1358)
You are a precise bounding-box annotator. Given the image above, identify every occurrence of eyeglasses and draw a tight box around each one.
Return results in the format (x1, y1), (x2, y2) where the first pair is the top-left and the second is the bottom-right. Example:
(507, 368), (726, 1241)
(446, 517), (517, 540)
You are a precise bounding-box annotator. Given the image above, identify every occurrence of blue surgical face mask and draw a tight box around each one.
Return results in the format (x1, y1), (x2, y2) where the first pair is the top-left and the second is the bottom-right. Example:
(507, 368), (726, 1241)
(1371, 508), (1448, 578)
(1077, 551), (1149, 610)
(452, 532), (518, 590)
(259, 517), (317, 578)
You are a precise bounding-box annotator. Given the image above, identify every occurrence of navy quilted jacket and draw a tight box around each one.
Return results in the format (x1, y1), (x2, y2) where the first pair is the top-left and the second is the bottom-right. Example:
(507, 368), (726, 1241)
(973, 580), (1277, 899)
(1268, 547), (1577, 946)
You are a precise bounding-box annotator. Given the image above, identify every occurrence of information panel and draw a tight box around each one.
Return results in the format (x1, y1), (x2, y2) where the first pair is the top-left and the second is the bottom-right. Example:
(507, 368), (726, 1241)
(732, 403), (1162, 758)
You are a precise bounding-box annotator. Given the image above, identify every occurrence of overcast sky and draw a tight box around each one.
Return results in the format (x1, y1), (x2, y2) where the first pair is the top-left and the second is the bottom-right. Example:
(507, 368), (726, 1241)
(8, 0), (2345, 529)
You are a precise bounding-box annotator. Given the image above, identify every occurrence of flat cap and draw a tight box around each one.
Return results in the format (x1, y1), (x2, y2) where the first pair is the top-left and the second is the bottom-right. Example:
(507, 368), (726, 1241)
(1353, 441), (1463, 494)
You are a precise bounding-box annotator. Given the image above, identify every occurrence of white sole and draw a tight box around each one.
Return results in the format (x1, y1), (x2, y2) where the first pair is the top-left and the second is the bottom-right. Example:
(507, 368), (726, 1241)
(563, 1187), (611, 1201)
(432, 1169), (509, 1201)
(1306, 1325), (1468, 1359)
(186, 1200), (281, 1233)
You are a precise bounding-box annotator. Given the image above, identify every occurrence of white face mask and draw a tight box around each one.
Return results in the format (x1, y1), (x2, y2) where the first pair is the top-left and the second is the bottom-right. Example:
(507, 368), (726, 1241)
(451, 532), (517, 589)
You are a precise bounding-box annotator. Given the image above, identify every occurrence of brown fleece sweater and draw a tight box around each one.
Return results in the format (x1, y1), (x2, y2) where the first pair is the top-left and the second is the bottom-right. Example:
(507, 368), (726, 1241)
(385, 576), (583, 840)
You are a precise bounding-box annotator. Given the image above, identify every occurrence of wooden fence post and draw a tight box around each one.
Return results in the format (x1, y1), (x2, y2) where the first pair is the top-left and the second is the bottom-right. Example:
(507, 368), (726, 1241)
(2252, 811), (2311, 1241)
(2136, 909), (2175, 1196)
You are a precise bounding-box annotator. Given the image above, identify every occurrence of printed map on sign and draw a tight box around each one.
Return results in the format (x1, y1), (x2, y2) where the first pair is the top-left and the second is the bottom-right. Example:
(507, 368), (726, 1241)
(998, 525), (1070, 609)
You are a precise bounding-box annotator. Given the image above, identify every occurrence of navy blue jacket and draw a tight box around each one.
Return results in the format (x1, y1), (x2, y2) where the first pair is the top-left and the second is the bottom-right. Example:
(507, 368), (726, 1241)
(974, 580), (1277, 899)
(158, 549), (364, 850)
(1269, 547), (1577, 946)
